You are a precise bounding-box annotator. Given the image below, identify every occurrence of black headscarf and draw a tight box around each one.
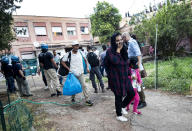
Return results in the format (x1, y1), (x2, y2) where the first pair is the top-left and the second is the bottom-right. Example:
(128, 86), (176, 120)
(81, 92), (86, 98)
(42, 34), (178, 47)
(110, 32), (128, 61)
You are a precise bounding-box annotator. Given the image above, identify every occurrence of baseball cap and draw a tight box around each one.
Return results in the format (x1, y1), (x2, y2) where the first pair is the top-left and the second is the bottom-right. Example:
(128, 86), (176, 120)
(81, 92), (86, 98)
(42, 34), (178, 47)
(72, 41), (79, 46)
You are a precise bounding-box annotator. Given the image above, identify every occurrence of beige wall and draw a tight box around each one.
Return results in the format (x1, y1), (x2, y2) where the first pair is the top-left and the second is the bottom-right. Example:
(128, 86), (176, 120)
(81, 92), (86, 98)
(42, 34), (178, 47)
(12, 15), (93, 57)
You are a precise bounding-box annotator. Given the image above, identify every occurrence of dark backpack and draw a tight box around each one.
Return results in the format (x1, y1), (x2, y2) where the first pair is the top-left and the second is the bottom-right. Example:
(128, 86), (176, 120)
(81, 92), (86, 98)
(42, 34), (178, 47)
(87, 52), (99, 67)
(58, 52), (71, 76)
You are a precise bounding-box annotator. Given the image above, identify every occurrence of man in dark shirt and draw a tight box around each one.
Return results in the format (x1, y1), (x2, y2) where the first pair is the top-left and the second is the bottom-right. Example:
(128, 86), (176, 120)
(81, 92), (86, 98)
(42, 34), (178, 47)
(87, 45), (105, 93)
(1, 56), (16, 93)
(11, 56), (32, 97)
(39, 43), (61, 97)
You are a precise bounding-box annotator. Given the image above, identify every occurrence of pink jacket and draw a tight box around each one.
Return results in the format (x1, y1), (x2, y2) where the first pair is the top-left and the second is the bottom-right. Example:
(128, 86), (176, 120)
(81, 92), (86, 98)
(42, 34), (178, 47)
(129, 68), (142, 85)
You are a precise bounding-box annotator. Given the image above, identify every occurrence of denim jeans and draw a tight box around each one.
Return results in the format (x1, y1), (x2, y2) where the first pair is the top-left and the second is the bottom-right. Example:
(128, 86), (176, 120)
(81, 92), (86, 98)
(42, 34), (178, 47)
(6, 76), (16, 93)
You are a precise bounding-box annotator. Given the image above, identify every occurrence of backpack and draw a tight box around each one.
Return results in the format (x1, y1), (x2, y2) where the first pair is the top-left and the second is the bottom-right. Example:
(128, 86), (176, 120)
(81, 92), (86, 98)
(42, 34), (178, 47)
(58, 52), (71, 76)
(87, 52), (99, 67)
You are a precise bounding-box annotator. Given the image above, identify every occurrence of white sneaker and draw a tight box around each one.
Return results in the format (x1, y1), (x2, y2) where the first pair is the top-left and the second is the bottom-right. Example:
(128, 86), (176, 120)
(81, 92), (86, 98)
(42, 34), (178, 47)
(44, 86), (48, 90)
(122, 108), (128, 115)
(116, 116), (128, 122)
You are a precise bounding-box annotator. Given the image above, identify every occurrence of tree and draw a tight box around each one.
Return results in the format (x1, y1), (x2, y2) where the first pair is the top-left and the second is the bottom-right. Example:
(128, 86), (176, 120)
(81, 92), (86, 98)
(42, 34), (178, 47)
(0, 0), (23, 51)
(90, 1), (122, 43)
(133, 0), (192, 58)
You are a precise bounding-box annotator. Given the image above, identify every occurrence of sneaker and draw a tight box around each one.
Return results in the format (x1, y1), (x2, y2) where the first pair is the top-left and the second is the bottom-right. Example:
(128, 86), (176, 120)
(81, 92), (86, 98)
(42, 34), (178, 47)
(137, 102), (147, 109)
(71, 98), (75, 102)
(122, 108), (128, 115)
(44, 86), (49, 90)
(22, 94), (33, 97)
(56, 90), (62, 96)
(133, 111), (141, 115)
(116, 116), (128, 122)
(85, 100), (93, 106)
(51, 93), (56, 97)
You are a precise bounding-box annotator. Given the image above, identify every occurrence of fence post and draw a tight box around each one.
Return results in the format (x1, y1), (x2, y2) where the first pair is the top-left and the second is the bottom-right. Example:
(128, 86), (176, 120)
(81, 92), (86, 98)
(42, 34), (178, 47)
(154, 24), (158, 90)
(0, 101), (6, 131)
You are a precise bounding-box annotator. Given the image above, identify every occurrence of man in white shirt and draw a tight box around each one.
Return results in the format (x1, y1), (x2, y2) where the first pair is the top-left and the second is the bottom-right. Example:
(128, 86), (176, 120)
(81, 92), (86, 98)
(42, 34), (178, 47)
(61, 41), (93, 106)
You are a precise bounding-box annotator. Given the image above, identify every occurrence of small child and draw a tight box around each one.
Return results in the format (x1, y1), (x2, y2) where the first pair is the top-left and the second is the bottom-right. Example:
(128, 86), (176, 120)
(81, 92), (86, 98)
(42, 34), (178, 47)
(127, 57), (142, 115)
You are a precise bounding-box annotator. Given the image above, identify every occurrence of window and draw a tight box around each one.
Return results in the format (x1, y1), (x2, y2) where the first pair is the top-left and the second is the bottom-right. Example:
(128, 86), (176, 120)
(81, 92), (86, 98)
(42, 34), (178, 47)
(15, 27), (29, 37)
(80, 27), (89, 34)
(67, 27), (76, 36)
(34, 27), (47, 36)
(52, 27), (63, 36)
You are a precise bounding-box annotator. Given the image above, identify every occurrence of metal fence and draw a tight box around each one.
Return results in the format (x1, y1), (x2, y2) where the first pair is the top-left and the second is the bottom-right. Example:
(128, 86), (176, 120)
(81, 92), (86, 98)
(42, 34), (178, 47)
(143, 54), (192, 95)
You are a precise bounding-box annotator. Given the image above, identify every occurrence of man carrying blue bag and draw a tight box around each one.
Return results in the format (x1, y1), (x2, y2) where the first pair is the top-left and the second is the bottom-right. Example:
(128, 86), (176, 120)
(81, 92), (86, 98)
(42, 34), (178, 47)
(61, 41), (93, 106)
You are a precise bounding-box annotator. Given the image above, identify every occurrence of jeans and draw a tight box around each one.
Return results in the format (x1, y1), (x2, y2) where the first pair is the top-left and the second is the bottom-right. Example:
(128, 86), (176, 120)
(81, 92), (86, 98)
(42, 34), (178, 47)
(6, 76), (16, 92)
(89, 66), (104, 90)
(100, 65), (105, 76)
(59, 76), (63, 85)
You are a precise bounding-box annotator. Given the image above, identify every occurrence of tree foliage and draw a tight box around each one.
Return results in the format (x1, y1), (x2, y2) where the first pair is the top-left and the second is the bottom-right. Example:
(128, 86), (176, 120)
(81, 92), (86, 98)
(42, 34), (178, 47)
(0, 0), (23, 51)
(90, 1), (122, 43)
(133, 0), (192, 57)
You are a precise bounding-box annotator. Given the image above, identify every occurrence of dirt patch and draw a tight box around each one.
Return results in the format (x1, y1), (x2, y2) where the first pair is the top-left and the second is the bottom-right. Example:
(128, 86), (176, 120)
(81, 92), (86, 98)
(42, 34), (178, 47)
(1, 75), (192, 131)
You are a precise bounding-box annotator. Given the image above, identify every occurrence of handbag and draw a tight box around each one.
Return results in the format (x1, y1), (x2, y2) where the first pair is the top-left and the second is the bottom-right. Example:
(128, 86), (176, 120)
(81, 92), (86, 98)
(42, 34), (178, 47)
(63, 73), (82, 96)
(140, 68), (147, 78)
(58, 52), (71, 76)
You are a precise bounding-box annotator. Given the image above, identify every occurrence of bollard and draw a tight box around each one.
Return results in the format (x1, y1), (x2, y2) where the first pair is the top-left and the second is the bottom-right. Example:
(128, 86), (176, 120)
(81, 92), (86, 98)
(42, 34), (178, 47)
(0, 101), (6, 131)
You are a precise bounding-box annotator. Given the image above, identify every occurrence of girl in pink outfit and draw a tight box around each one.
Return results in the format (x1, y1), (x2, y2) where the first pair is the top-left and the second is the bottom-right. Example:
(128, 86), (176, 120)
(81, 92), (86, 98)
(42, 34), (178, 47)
(127, 57), (142, 115)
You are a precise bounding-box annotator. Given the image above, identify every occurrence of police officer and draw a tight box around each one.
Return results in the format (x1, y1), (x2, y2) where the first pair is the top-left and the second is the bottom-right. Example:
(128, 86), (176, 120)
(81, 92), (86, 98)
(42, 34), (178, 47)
(39, 43), (62, 97)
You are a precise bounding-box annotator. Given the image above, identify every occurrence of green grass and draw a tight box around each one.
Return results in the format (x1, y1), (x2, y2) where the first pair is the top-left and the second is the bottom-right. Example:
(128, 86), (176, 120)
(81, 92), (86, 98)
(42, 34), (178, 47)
(143, 57), (192, 94)
(85, 77), (108, 83)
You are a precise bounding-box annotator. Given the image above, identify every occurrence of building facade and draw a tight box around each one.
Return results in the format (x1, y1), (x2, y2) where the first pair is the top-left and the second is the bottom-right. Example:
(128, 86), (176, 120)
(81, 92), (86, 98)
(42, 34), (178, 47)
(12, 15), (93, 59)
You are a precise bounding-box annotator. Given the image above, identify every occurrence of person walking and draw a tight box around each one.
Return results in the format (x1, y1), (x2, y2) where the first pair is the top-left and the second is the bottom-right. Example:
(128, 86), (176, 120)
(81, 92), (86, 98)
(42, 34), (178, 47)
(61, 41), (93, 106)
(39, 43), (62, 97)
(105, 33), (135, 122)
(100, 45), (107, 76)
(122, 32), (147, 109)
(1, 56), (16, 93)
(87, 45), (105, 93)
(53, 50), (63, 85)
(11, 56), (32, 97)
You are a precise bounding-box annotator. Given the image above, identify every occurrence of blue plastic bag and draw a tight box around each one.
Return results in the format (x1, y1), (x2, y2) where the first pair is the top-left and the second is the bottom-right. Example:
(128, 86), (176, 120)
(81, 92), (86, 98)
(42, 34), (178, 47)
(63, 73), (82, 96)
